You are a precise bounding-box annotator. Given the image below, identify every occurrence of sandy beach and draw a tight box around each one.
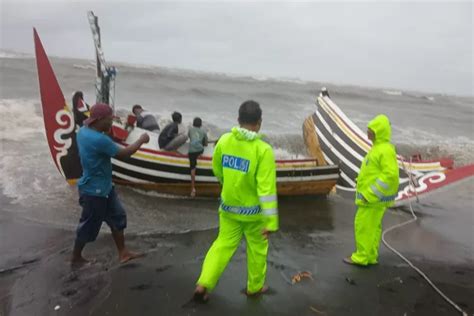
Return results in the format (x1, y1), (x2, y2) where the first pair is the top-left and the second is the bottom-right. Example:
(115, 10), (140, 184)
(1, 179), (473, 316)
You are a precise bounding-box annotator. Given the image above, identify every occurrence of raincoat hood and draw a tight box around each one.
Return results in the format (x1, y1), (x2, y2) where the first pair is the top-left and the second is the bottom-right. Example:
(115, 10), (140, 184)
(232, 127), (262, 141)
(367, 114), (391, 144)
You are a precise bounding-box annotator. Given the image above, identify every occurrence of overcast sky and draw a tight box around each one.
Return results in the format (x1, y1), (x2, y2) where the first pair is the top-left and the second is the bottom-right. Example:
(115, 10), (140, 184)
(1, 1), (472, 96)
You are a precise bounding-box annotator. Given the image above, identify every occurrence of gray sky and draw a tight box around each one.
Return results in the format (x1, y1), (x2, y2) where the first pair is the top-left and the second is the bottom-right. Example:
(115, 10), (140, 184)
(1, 1), (472, 96)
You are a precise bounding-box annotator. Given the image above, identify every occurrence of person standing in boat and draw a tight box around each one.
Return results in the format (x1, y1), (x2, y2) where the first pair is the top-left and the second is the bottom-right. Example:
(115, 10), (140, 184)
(158, 111), (188, 151)
(321, 87), (330, 98)
(72, 91), (90, 127)
(188, 117), (209, 197)
(132, 104), (160, 132)
(344, 114), (399, 266)
(193, 100), (278, 302)
(71, 103), (150, 266)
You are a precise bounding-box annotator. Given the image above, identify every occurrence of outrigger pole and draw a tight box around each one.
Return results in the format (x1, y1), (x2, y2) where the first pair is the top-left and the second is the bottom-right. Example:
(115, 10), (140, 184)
(87, 11), (116, 110)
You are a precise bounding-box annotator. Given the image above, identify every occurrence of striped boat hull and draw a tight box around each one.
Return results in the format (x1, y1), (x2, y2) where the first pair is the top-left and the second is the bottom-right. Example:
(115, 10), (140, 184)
(109, 136), (340, 196)
(304, 93), (474, 205)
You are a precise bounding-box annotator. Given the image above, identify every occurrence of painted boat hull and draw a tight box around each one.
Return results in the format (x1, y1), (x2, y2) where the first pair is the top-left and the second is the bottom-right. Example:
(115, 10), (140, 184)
(110, 126), (340, 196)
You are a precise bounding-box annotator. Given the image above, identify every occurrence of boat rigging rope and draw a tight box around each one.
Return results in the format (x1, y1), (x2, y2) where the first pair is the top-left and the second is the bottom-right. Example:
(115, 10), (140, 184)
(382, 160), (468, 315)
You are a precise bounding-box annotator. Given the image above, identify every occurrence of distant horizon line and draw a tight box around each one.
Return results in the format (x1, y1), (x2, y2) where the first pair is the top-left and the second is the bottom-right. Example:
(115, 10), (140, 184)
(1, 47), (472, 99)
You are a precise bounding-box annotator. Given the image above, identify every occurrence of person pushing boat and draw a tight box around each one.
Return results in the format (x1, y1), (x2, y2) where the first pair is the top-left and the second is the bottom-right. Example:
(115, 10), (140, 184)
(71, 103), (150, 266)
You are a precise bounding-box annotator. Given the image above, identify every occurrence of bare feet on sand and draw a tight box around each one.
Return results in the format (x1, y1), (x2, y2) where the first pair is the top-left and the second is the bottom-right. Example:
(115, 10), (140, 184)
(70, 256), (91, 268)
(193, 285), (209, 303)
(119, 250), (145, 264)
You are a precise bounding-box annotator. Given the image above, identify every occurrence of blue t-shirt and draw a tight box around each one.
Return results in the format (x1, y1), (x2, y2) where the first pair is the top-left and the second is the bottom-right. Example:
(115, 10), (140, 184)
(77, 127), (119, 197)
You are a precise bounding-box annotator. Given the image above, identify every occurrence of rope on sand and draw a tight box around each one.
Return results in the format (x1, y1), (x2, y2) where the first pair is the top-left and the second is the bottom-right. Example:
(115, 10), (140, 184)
(382, 163), (468, 316)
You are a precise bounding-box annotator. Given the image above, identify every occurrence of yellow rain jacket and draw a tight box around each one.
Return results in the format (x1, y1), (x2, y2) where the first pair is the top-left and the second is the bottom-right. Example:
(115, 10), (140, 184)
(351, 114), (400, 266)
(355, 115), (399, 207)
(213, 127), (279, 231)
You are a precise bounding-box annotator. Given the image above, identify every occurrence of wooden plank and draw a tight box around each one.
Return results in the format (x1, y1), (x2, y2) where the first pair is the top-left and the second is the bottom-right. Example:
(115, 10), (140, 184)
(113, 179), (337, 197)
(303, 115), (327, 166)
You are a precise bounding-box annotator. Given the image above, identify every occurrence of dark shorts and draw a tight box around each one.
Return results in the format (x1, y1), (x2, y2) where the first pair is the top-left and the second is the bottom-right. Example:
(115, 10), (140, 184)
(189, 150), (203, 170)
(75, 187), (127, 243)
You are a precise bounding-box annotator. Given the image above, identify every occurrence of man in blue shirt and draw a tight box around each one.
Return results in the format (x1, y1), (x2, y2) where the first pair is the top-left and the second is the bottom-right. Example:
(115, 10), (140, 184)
(72, 103), (150, 266)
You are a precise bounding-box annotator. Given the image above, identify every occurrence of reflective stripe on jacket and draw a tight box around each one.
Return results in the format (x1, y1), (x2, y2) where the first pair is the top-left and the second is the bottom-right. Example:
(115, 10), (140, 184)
(356, 115), (400, 207)
(213, 127), (279, 231)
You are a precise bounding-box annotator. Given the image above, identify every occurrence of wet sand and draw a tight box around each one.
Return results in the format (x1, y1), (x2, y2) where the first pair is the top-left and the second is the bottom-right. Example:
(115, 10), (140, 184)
(1, 183), (473, 316)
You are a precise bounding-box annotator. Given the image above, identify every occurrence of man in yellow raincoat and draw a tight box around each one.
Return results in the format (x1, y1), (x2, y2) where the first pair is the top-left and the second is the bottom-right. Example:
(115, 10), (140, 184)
(193, 100), (278, 302)
(344, 114), (399, 266)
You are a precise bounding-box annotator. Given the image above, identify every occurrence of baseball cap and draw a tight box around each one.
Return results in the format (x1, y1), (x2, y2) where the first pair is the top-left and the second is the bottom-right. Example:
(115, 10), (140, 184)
(84, 103), (113, 126)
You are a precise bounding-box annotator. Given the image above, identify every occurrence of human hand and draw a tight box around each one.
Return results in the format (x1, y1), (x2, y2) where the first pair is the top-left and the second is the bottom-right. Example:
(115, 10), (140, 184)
(139, 133), (150, 144)
(358, 193), (367, 203)
(262, 229), (273, 240)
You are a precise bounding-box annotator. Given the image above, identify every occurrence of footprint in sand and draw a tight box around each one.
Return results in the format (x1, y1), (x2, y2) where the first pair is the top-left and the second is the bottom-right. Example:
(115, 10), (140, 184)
(129, 283), (152, 291)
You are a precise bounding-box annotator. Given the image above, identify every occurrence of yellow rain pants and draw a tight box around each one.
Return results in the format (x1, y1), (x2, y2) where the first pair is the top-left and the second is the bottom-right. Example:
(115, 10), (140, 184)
(351, 204), (386, 265)
(197, 211), (268, 294)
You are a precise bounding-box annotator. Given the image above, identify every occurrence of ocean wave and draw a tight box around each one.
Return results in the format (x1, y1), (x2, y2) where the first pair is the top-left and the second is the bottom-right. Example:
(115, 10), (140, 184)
(249, 75), (269, 81)
(266, 133), (309, 159)
(382, 89), (435, 101)
(111, 59), (310, 86)
(0, 99), (59, 206)
(272, 76), (308, 85)
(393, 126), (474, 166)
(0, 99), (44, 141)
(383, 90), (403, 96)
(239, 74), (308, 85)
(393, 125), (474, 145)
(0, 50), (32, 59)
(73, 63), (95, 70)
(396, 142), (474, 167)
(403, 91), (438, 102)
(421, 95), (435, 101)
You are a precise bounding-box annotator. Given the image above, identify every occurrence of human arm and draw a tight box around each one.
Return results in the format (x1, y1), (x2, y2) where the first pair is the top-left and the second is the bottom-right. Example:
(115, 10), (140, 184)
(257, 146), (278, 234)
(211, 140), (223, 184)
(169, 123), (179, 138)
(136, 114), (144, 128)
(363, 148), (399, 203)
(115, 133), (150, 159)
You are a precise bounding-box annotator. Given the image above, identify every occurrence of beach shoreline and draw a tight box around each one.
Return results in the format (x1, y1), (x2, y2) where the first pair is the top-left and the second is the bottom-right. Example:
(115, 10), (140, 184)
(1, 186), (472, 316)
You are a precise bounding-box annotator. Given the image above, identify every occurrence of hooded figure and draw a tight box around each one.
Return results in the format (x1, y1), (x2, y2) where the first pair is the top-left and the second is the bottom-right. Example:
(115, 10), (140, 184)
(344, 114), (399, 266)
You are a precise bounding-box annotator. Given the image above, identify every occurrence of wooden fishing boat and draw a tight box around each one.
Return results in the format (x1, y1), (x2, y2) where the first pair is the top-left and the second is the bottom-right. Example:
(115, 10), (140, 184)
(33, 13), (340, 197)
(303, 88), (474, 205)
